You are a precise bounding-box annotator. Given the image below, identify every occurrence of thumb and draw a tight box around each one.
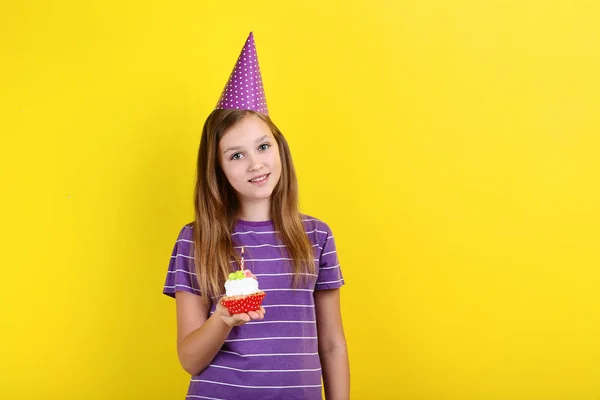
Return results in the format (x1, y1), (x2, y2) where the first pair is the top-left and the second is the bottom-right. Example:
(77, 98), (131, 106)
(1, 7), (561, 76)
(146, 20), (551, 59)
(218, 302), (232, 317)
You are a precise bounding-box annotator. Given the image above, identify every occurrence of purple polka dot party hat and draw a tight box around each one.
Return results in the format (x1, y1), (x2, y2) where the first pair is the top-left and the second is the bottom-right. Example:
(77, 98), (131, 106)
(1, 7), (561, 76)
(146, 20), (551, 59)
(215, 32), (269, 116)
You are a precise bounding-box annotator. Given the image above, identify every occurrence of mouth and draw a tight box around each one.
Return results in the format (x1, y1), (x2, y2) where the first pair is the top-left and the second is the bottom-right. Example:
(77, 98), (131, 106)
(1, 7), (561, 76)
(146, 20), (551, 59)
(248, 173), (270, 184)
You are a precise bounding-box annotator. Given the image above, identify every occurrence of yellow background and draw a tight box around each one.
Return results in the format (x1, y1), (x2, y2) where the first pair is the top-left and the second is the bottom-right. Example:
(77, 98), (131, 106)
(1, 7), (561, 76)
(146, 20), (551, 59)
(2, 0), (599, 399)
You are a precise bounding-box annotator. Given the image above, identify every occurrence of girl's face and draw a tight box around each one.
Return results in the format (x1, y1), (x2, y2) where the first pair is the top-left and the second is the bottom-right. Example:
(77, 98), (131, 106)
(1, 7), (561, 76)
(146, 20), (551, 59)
(218, 114), (282, 204)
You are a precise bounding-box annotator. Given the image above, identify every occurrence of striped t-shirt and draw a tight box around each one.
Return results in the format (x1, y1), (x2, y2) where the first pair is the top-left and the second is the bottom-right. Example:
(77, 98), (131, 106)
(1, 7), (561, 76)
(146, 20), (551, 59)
(163, 215), (345, 400)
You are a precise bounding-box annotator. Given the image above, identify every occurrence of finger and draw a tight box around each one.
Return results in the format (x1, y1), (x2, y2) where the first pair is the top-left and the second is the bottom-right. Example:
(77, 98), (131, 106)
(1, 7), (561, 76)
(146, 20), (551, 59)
(224, 316), (243, 327)
(247, 311), (259, 319)
(218, 300), (231, 316)
(259, 306), (266, 314)
(235, 313), (251, 323)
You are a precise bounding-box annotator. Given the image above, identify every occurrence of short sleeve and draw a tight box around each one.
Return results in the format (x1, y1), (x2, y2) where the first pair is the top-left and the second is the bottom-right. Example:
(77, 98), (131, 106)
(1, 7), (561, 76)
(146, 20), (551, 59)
(163, 224), (202, 298)
(315, 224), (345, 290)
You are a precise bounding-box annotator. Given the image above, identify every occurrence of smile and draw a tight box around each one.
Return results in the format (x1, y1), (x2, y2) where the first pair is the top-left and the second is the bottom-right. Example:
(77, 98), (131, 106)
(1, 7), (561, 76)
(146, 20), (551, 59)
(248, 173), (270, 184)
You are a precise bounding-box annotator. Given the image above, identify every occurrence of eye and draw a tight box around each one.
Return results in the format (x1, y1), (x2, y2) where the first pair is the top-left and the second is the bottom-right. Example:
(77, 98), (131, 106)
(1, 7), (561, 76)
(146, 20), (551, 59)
(230, 152), (243, 160)
(259, 143), (271, 151)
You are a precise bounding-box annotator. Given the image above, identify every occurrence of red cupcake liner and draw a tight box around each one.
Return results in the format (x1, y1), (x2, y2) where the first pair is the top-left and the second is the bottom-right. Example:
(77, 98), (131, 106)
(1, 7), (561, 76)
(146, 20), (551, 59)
(221, 291), (266, 314)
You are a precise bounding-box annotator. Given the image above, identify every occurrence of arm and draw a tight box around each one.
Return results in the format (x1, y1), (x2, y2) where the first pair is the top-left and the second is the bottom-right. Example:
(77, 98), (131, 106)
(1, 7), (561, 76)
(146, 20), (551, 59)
(175, 291), (265, 376)
(315, 288), (350, 400)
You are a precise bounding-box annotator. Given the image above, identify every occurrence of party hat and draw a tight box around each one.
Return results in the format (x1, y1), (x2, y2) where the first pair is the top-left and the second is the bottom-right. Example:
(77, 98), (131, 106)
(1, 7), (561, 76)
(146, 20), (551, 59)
(215, 32), (269, 116)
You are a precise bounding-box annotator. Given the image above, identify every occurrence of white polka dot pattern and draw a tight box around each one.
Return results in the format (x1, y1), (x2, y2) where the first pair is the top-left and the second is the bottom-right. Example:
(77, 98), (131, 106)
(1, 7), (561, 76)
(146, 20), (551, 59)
(215, 32), (269, 116)
(221, 291), (266, 314)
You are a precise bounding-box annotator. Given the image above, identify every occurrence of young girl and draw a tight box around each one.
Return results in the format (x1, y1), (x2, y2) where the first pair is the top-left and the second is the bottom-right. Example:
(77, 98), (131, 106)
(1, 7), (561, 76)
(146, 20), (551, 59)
(163, 32), (349, 399)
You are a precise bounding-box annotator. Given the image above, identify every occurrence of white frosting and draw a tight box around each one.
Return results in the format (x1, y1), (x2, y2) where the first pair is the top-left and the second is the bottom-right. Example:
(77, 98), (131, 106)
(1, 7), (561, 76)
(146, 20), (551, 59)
(225, 277), (260, 296)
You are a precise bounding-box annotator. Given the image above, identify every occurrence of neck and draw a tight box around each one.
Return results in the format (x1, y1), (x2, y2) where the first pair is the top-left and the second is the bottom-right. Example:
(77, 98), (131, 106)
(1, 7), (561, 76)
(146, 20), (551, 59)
(237, 198), (271, 221)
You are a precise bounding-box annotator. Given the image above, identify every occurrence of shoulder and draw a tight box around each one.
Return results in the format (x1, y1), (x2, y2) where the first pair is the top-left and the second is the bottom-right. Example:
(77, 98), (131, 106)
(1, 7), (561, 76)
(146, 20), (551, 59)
(300, 213), (334, 237)
(175, 221), (195, 241)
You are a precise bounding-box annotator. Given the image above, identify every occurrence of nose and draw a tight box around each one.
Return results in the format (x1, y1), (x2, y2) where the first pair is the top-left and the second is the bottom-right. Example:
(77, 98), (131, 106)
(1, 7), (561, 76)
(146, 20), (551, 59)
(247, 154), (264, 172)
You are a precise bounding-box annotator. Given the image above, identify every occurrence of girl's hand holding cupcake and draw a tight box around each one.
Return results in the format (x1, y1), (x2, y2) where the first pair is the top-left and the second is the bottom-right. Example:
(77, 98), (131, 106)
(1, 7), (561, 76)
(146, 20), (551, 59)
(216, 299), (266, 327)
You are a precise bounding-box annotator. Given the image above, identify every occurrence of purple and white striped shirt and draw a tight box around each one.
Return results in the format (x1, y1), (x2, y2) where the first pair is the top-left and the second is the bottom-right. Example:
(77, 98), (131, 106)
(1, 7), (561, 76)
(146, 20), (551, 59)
(163, 215), (345, 399)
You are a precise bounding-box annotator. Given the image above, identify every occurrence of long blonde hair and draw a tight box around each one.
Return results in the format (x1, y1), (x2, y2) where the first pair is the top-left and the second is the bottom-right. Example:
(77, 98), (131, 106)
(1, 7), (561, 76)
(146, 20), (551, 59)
(193, 109), (315, 298)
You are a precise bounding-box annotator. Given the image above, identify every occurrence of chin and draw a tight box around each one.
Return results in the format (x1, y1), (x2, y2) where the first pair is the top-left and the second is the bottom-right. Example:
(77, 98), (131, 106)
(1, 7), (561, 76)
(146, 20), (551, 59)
(248, 191), (274, 200)
(241, 187), (275, 200)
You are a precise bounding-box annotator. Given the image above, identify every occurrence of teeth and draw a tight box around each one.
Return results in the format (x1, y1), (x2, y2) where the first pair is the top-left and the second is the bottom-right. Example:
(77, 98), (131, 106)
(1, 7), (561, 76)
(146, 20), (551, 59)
(250, 175), (267, 182)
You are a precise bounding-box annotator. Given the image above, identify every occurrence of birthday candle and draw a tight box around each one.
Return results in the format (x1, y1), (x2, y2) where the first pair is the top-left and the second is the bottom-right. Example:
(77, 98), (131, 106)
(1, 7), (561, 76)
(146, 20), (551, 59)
(240, 247), (245, 270)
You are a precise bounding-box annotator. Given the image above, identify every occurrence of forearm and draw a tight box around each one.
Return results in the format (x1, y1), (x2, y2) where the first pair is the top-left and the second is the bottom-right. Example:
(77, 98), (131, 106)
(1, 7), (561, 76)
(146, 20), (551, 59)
(320, 343), (350, 400)
(178, 312), (232, 375)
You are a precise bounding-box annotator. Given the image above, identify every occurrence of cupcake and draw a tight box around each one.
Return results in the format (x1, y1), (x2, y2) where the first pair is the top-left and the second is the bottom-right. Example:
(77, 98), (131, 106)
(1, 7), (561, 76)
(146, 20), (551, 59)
(221, 247), (266, 314)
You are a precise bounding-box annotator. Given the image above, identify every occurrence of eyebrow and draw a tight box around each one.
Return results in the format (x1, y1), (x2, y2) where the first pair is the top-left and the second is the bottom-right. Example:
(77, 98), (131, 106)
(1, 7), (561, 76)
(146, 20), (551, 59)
(223, 135), (270, 154)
